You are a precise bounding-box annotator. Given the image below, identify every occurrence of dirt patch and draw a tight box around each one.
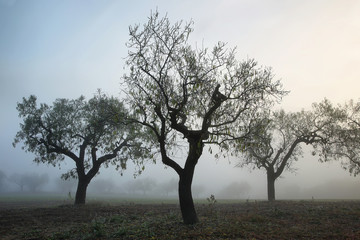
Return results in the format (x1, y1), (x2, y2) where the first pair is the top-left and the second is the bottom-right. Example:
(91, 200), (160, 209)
(0, 200), (359, 239)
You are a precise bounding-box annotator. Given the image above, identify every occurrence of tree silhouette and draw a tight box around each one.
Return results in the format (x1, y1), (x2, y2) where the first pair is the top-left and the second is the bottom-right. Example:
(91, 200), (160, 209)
(0, 170), (7, 192)
(218, 181), (251, 199)
(123, 11), (286, 224)
(237, 103), (344, 201)
(25, 173), (49, 192)
(14, 91), (152, 204)
(314, 99), (360, 176)
(9, 173), (26, 192)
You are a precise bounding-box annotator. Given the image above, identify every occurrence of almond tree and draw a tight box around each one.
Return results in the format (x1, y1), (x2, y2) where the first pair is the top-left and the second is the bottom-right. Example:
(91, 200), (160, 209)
(14, 91), (151, 204)
(236, 102), (344, 201)
(123, 11), (286, 224)
(316, 99), (360, 176)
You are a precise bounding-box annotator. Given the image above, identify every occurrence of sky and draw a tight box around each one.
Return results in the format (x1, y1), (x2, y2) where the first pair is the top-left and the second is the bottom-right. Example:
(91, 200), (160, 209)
(1, 0), (360, 199)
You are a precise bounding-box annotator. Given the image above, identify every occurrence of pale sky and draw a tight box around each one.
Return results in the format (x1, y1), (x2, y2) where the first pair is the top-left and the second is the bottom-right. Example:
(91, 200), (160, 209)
(1, 0), (359, 199)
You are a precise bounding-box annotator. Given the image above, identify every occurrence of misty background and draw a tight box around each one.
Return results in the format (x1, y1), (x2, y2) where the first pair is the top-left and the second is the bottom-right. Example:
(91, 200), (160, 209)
(1, 0), (360, 200)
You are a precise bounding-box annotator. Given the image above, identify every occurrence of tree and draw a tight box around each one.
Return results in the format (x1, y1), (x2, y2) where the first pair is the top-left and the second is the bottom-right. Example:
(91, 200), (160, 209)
(192, 184), (206, 199)
(9, 173), (26, 191)
(236, 104), (344, 201)
(55, 176), (76, 194)
(0, 170), (7, 192)
(159, 178), (178, 197)
(14, 91), (151, 204)
(123, 11), (286, 224)
(88, 178), (116, 194)
(218, 181), (251, 199)
(126, 177), (157, 196)
(24, 173), (49, 192)
(315, 99), (360, 176)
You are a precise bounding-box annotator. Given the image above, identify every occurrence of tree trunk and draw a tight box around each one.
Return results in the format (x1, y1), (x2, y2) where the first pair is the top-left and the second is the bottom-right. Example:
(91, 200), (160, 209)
(267, 170), (276, 201)
(74, 177), (89, 205)
(177, 137), (202, 225)
(178, 170), (198, 224)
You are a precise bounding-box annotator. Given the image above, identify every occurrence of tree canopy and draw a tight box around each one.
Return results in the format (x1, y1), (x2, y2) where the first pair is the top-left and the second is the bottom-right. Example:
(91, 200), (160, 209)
(236, 100), (346, 200)
(14, 91), (152, 204)
(9, 173), (49, 192)
(123, 11), (286, 224)
(314, 99), (360, 176)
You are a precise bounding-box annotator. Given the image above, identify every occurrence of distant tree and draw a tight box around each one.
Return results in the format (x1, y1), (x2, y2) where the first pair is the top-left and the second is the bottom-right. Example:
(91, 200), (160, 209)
(13, 91), (152, 204)
(314, 99), (360, 176)
(124, 11), (286, 224)
(160, 178), (178, 197)
(23, 173), (49, 192)
(9, 173), (26, 191)
(88, 178), (116, 194)
(218, 181), (251, 199)
(236, 104), (344, 201)
(55, 177), (76, 193)
(192, 184), (206, 199)
(0, 169), (7, 192)
(126, 177), (157, 196)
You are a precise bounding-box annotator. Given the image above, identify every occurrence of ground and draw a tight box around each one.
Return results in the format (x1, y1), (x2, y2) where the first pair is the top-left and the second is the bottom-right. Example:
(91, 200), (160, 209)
(0, 199), (359, 239)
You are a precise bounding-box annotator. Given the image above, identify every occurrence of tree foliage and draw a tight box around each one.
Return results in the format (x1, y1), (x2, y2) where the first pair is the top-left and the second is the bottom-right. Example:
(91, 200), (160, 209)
(218, 181), (251, 199)
(125, 177), (158, 196)
(123, 11), (286, 223)
(9, 173), (27, 191)
(236, 103), (345, 200)
(14, 91), (152, 204)
(315, 99), (360, 176)
(125, 12), (285, 153)
(9, 173), (49, 192)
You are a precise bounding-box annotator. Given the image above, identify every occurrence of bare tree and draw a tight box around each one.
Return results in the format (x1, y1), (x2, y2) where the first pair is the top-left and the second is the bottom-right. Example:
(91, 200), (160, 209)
(123, 11), (286, 223)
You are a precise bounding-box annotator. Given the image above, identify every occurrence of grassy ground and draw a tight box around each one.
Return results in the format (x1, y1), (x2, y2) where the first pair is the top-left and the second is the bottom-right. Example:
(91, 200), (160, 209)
(0, 192), (250, 207)
(0, 196), (359, 239)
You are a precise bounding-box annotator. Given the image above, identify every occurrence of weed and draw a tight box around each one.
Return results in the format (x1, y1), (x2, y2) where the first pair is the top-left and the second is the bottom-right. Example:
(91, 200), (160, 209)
(207, 194), (217, 206)
(165, 211), (179, 222)
(3, 201), (360, 240)
(272, 206), (287, 217)
(89, 217), (106, 238)
(109, 214), (126, 224)
(247, 214), (266, 223)
(112, 227), (127, 237)
(140, 221), (156, 238)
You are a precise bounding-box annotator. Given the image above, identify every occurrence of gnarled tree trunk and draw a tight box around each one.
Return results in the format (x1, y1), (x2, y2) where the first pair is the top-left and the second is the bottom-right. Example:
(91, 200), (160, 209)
(267, 169), (276, 201)
(177, 137), (202, 224)
(178, 166), (198, 224)
(74, 177), (89, 205)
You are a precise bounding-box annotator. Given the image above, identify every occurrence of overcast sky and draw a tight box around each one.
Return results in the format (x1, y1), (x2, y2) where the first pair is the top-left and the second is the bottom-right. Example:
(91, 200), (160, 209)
(1, 0), (360, 199)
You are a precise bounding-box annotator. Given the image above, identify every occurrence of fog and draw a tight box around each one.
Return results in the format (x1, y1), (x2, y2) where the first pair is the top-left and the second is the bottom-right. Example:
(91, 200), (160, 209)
(1, 0), (360, 201)
(2, 149), (359, 201)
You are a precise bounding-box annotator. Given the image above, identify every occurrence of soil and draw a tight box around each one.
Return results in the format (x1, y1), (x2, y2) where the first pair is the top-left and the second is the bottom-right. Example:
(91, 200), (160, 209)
(0, 200), (359, 239)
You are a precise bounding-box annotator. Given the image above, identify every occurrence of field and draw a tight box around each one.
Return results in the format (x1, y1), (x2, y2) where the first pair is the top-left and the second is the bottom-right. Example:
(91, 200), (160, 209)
(0, 196), (360, 239)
